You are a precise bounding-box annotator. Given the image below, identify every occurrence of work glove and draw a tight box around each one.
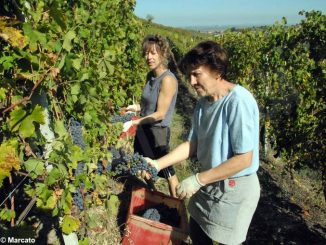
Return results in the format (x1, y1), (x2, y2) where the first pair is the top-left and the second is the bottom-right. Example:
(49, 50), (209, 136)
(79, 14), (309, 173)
(176, 174), (205, 199)
(122, 120), (133, 132)
(139, 157), (161, 179)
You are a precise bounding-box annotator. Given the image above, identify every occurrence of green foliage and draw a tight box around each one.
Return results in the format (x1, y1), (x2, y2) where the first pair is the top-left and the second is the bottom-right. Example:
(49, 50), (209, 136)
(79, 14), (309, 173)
(141, 18), (209, 55)
(0, 140), (20, 187)
(9, 105), (45, 138)
(0, 0), (146, 237)
(1, 1), (325, 239)
(0, 208), (16, 221)
(107, 194), (120, 216)
(214, 11), (325, 175)
(61, 215), (81, 234)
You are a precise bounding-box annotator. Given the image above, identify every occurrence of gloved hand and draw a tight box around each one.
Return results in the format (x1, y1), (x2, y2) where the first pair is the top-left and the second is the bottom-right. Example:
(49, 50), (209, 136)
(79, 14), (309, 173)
(176, 173), (205, 199)
(139, 157), (161, 179)
(122, 120), (133, 132)
(126, 104), (139, 112)
(144, 157), (161, 171)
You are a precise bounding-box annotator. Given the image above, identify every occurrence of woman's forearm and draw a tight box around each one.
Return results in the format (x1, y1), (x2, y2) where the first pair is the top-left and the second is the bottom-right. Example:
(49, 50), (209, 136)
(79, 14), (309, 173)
(198, 151), (253, 185)
(133, 111), (165, 125)
(157, 141), (196, 169)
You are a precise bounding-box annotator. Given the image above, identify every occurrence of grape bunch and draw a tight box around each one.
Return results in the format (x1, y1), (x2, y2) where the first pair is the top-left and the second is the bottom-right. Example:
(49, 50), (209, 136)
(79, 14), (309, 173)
(111, 150), (158, 181)
(106, 162), (112, 173)
(142, 208), (160, 222)
(73, 187), (84, 210)
(110, 147), (121, 166)
(93, 147), (120, 175)
(137, 203), (180, 227)
(69, 117), (86, 150)
(94, 160), (113, 174)
(128, 152), (158, 181)
(109, 147), (128, 175)
(95, 161), (104, 174)
(73, 162), (85, 211)
(69, 118), (87, 211)
(75, 162), (85, 176)
(110, 112), (135, 123)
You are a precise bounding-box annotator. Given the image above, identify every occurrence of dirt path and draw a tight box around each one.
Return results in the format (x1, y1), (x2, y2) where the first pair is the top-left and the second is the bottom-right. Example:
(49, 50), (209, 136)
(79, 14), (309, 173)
(245, 164), (326, 245)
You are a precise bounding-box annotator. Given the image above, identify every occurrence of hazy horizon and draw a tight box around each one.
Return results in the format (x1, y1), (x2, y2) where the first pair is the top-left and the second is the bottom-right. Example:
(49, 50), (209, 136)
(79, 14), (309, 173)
(134, 0), (325, 29)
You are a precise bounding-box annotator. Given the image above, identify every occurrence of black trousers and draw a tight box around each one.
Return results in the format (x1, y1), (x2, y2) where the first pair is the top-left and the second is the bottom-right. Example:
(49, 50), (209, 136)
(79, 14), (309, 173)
(134, 125), (175, 178)
(189, 217), (213, 245)
(189, 217), (243, 245)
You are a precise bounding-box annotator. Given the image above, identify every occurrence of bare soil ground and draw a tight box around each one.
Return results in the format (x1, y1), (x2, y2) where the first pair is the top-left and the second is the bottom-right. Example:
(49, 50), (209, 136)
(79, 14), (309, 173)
(245, 161), (326, 245)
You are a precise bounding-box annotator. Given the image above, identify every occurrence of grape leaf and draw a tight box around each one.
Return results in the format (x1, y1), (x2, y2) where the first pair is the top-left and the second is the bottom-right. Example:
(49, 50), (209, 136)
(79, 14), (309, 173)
(0, 208), (16, 221)
(94, 175), (108, 194)
(0, 87), (7, 101)
(24, 158), (45, 179)
(61, 215), (80, 234)
(54, 120), (68, 138)
(46, 168), (62, 186)
(0, 142), (20, 187)
(9, 105), (45, 138)
(9, 107), (27, 132)
(62, 30), (76, 52)
(107, 195), (120, 216)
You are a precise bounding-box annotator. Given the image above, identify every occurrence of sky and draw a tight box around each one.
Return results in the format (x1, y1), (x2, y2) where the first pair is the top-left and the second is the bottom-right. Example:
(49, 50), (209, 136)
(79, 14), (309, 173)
(134, 0), (326, 28)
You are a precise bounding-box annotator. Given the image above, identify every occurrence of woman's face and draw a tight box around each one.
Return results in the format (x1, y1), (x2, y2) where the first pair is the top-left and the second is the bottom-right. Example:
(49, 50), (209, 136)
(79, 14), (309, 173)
(144, 44), (165, 71)
(188, 65), (219, 97)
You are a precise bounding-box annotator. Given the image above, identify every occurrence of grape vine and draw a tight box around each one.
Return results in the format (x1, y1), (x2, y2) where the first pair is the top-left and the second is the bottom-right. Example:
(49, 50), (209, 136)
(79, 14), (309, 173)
(0, 0), (325, 241)
(0, 0), (147, 237)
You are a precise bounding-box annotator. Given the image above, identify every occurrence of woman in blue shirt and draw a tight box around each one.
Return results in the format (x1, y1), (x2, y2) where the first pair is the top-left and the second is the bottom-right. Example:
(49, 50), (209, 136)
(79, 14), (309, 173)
(143, 41), (260, 245)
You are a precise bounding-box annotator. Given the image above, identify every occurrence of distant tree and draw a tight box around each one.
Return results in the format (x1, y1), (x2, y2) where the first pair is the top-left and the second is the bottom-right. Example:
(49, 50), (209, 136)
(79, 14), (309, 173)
(146, 14), (154, 23)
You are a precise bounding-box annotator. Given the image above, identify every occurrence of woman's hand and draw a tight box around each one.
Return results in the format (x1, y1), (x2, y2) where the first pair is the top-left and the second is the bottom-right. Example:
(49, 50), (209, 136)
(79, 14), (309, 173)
(139, 157), (161, 179)
(122, 120), (133, 132)
(126, 104), (139, 112)
(176, 173), (205, 199)
(144, 157), (161, 171)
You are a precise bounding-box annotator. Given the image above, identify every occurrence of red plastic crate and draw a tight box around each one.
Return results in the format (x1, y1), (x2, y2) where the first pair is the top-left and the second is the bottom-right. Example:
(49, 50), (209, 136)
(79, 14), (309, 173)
(122, 187), (188, 245)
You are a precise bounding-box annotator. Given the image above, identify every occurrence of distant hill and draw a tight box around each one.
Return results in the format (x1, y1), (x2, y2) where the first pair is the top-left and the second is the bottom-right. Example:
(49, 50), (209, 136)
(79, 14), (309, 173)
(138, 18), (211, 54)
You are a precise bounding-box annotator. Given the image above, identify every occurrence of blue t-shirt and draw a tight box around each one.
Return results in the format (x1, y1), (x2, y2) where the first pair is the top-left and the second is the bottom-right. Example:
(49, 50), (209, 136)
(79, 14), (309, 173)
(188, 85), (259, 177)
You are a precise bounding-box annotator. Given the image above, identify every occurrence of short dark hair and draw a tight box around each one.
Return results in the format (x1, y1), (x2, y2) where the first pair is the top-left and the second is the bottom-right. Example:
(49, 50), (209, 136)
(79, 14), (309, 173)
(179, 41), (228, 79)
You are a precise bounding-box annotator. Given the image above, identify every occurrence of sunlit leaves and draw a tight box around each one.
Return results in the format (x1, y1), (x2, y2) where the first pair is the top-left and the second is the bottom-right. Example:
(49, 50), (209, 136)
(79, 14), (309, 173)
(9, 105), (45, 138)
(61, 215), (80, 234)
(35, 183), (57, 210)
(46, 166), (67, 186)
(0, 141), (20, 187)
(0, 88), (7, 102)
(93, 175), (109, 195)
(0, 19), (28, 49)
(54, 120), (68, 138)
(0, 0), (146, 235)
(22, 23), (47, 52)
(24, 158), (45, 179)
(107, 194), (119, 216)
(62, 30), (76, 52)
(0, 208), (16, 221)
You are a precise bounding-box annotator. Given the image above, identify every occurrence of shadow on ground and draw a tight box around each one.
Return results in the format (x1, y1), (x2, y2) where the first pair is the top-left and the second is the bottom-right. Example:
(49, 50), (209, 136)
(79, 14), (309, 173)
(245, 166), (326, 245)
